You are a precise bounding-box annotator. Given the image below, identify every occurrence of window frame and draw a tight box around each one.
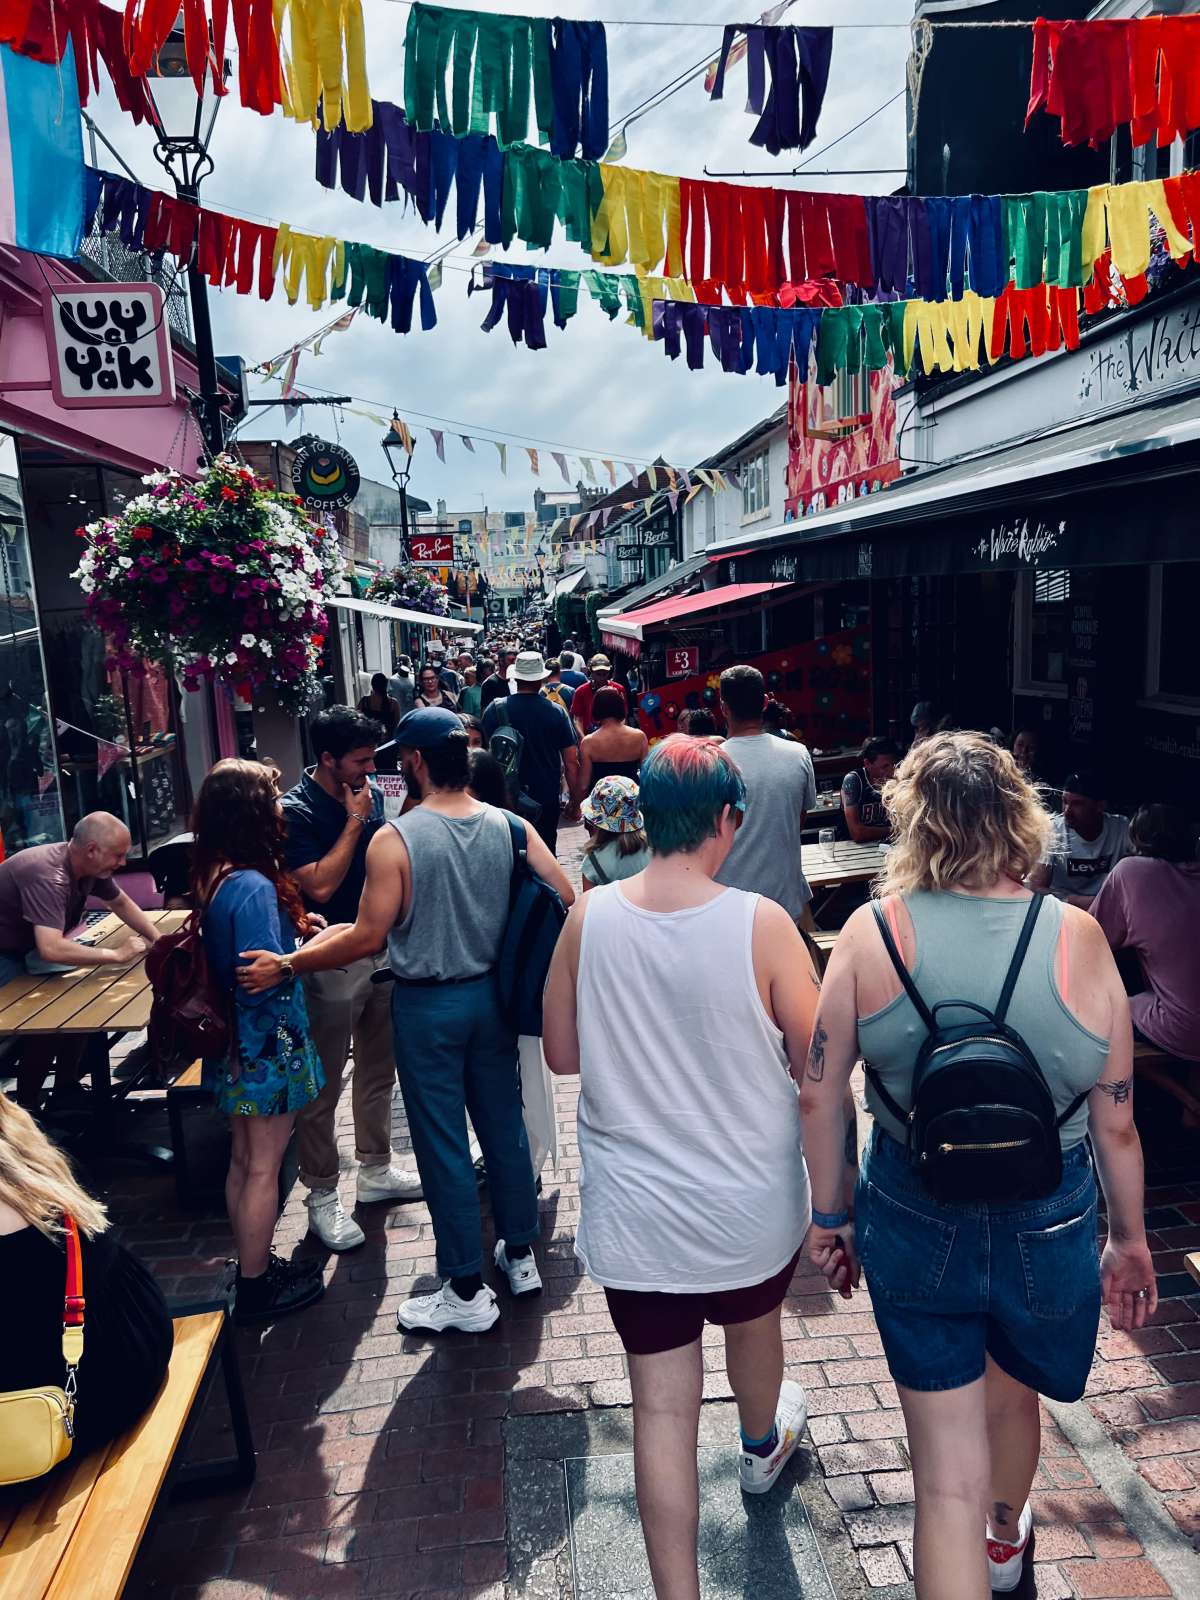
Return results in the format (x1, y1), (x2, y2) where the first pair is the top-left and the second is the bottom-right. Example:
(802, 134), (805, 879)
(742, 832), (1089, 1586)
(1141, 562), (1200, 716)
(1012, 568), (1070, 700)
(740, 447), (771, 522)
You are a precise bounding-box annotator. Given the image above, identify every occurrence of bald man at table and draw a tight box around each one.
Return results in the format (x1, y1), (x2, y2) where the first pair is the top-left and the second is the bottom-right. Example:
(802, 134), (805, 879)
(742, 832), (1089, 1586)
(0, 813), (161, 1108)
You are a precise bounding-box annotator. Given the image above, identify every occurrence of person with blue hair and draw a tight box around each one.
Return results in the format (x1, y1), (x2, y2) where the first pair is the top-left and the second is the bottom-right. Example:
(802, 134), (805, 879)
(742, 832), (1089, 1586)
(544, 734), (821, 1598)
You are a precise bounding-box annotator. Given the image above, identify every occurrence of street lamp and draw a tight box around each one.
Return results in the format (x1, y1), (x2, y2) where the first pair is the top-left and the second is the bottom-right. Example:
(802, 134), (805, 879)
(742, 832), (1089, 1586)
(143, 27), (229, 460)
(381, 412), (416, 562)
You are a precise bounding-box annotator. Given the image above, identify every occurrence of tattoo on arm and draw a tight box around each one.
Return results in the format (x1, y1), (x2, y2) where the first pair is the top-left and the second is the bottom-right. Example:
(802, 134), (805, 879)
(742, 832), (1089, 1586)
(806, 1021), (828, 1082)
(1097, 1077), (1132, 1105)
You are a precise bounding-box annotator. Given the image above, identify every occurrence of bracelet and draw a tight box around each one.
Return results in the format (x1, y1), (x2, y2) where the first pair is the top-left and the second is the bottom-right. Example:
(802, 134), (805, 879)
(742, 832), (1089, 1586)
(810, 1207), (850, 1230)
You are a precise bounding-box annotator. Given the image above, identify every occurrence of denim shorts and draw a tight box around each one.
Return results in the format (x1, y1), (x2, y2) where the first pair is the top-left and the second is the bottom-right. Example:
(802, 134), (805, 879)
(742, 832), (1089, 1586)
(857, 1127), (1102, 1401)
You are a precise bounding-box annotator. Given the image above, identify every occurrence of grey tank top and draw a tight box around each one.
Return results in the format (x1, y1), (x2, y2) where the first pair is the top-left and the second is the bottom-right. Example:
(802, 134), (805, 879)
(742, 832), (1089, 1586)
(858, 891), (1110, 1150)
(387, 806), (514, 979)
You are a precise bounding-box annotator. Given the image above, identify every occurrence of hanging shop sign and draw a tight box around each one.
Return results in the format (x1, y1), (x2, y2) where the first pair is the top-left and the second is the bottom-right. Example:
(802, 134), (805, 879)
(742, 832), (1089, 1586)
(43, 284), (175, 409)
(409, 532), (455, 565)
(642, 525), (675, 548)
(665, 646), (699, 678)
(291, 438), (361, 509)
(615, 544), (642, 561)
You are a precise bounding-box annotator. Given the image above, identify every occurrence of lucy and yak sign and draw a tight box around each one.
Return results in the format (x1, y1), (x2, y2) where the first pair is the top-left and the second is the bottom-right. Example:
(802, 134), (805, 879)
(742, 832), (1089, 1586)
(45, 285), (175, 407)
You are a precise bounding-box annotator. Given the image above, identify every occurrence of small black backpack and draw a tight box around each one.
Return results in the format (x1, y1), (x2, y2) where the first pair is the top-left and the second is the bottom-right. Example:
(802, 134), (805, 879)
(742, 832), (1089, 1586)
(495, 814), (568, 1037)
(864, 893), (1089, 1205)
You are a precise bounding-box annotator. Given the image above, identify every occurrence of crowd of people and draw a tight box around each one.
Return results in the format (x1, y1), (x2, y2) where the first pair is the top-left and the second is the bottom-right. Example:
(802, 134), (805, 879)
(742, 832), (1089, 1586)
(2, 625), (1196, 1600)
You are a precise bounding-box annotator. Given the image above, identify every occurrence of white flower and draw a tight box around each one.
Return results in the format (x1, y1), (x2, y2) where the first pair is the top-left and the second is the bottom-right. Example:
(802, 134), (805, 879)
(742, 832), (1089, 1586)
(226, 652), (239, 665)
(240, 633), (257, 648)
(118, 556), (133, 569)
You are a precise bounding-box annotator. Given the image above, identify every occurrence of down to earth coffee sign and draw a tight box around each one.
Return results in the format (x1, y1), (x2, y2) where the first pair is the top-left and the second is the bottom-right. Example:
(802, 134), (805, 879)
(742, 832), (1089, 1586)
(44, 284), (175, 408)
(291, 438), (361, 510)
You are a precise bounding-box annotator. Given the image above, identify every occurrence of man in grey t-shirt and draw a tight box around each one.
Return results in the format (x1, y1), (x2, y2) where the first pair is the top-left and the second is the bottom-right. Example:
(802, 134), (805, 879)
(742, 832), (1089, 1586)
(714, 665), (817, 923)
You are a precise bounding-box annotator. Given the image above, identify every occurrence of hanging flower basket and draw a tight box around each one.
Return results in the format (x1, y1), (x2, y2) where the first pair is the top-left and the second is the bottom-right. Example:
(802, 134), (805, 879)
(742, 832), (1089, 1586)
(72, 456), (345, 713)
(366, 563), (451, 617)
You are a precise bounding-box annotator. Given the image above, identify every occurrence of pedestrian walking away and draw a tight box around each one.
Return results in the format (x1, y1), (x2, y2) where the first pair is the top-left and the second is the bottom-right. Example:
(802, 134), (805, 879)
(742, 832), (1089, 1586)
(239, 708), (576, 1334)
(282, 707), (422, 1253)
(544, 734), (821, 1600)
(799, 731), (1156, 1600)
(716, 664), (818, 927)
(482, 651), (581, 854)
(579, 687), (648, 793)
(196, 760), (327, 1323)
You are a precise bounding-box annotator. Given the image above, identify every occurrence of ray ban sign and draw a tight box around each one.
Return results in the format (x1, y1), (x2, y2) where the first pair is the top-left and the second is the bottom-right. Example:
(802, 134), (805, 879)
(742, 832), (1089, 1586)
(971, 517), (1064, 567)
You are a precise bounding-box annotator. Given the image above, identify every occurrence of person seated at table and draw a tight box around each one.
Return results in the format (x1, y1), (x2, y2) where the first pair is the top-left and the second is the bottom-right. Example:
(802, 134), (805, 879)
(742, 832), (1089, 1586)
(0, 813), (162, 1109)
(0, 1093), (173, 1453)
(1091, 803), (1200, 1063)
(1011, 727), (1042, 783)
(1027, 773), (1131, 907)
(763, 699), (797, 741)
(579, 689), (648, 793)
(839, 736), (900, 844)
(195, 761), (326, 1324)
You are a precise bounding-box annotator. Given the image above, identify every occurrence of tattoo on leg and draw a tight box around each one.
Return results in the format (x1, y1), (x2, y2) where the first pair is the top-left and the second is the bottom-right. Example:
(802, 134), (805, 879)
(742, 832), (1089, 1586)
(806, 1021), (828, 1082)
(992, 1501), (1014, 1530)
(1097, 1077), (1132, 1104)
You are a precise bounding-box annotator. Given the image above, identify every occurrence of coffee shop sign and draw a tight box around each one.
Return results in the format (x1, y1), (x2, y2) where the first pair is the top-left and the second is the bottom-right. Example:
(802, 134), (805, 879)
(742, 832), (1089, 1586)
(971, 518), (1064, 567)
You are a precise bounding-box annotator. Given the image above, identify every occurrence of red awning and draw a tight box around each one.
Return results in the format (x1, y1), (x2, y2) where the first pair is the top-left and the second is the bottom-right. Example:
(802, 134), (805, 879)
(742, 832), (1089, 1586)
(600, 581), (789, 643)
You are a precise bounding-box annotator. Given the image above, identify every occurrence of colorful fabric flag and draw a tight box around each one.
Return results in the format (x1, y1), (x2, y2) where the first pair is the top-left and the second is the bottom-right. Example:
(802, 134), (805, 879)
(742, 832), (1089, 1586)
(461, 434), (475, 452)
(495, 441), (507, 474)
(552, 451), (569, 483)
(427, 261), (443, 290)
(525, 447), (540, 474)
(580, 457), (597, 483)
(97, 741), (127, 780)
(646, 465), (658, 490)
(624, 462), (638, 481)
(391, 417), (415, 453)
(280, 347), (303, 398)
(602, 459), (617, 485)
(430, 429), (445, 462)
(0, 45), (85, 257)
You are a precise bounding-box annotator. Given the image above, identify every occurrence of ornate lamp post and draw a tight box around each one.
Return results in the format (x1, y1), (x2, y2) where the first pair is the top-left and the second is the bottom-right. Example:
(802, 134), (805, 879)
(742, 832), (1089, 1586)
(381, 413), (416, 562)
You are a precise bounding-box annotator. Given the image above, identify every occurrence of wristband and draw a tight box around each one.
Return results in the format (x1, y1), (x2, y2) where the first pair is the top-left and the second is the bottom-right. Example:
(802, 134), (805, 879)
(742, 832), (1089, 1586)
(810, 1207), (850, 1230)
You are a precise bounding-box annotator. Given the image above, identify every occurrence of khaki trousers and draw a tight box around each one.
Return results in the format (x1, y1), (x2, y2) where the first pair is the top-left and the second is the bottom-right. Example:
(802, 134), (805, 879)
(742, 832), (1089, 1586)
(296, 952), (396, 1191)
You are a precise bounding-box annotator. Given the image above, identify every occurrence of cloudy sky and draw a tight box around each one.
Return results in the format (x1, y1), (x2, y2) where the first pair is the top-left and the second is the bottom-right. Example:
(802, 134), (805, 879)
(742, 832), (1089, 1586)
(88, 1), (913, 513)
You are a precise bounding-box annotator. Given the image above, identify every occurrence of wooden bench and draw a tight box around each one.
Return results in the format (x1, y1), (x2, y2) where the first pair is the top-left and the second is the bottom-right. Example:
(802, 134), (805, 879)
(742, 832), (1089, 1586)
(1186, 1253), (1200, 1292)
(0, 1306), (254, 1600)
(1132, 1039), (1200, 1127)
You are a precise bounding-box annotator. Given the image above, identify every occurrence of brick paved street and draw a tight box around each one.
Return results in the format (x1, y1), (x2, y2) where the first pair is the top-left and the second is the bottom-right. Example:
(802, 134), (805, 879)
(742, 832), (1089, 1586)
(94, 825), (1200, 1599)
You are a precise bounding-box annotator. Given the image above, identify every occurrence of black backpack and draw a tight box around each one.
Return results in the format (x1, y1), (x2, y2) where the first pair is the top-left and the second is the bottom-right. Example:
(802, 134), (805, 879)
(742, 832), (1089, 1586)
(864, 893), (1088, 1205)
(495, 813), (568, 1037)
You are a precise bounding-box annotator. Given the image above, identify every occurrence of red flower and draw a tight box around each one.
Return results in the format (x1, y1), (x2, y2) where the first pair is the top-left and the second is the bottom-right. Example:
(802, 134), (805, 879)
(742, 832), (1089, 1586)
(220, 486), (239, 502)
(130, 524), (154, 541)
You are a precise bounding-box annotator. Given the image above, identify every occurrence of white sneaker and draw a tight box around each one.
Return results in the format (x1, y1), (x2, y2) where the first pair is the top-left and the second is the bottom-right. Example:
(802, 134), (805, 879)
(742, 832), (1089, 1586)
(494, 1240), (543, 1296)
(356, 1163), (423, 1204)
(305, 1188), (365, 1251)
(737, 1379), (808, 1495)
(987, 1502), (1033, 1593)
(396, 1282), (500, 1334)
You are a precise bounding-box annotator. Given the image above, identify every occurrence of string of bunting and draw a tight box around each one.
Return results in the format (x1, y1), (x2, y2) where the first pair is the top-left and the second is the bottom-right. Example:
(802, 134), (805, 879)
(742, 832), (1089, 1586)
(314, 97), (1200, 308)
(708, 21), (832, 156)
(84, 167), (438, 333)
(1027, 15), (1200, 151)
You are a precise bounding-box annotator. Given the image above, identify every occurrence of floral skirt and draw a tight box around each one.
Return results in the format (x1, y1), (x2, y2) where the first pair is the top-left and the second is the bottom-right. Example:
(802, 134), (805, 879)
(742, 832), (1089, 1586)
(205, 981), (325, 1117)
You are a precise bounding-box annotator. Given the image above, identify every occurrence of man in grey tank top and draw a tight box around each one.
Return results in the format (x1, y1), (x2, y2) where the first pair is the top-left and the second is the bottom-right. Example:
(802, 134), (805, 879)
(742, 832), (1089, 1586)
(238, 708), (574, 1337)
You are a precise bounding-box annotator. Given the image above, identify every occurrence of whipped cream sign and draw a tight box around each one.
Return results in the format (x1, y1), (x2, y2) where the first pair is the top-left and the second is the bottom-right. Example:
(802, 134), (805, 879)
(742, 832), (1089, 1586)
(972, 517), (1065, 566)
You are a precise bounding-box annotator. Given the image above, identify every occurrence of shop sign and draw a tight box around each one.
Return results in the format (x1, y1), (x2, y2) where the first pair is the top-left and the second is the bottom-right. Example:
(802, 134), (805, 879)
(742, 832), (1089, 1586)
(43, 284), (175, 408)
(665, 646), (699, 678)
(291, 438), (360, 509)
(643, 525), (674, 548)
(376, 773), (408, 820)
(615, 543), (642, 561)
(970, 517), (1065, 567)
(409, 532), (454, 565)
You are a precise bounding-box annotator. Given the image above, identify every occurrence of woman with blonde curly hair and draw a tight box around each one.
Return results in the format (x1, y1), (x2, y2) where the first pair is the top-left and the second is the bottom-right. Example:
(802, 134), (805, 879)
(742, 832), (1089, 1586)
(0, 1097), (172, 1452)
(798, 732), (1155, 1600)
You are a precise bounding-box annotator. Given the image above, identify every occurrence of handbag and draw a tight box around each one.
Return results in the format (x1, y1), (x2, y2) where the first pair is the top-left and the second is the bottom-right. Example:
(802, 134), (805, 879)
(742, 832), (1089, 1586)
(0, 1213), (84, 1485)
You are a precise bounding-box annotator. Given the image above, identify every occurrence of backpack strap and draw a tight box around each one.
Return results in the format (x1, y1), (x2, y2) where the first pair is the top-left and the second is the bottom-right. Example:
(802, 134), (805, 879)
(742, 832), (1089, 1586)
(870, 901), (936, 1032)
(993, 893), (1045, 1025)
(588, 852), (611, 886)
(1054, 1087), (1091, 1130)
(861, 1060), (911, 1133)
(504, 812), (527, 909)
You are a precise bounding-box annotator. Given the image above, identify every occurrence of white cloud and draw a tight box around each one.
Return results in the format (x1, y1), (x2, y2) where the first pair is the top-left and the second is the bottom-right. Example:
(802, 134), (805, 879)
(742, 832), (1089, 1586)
(86, 0), (911, 511)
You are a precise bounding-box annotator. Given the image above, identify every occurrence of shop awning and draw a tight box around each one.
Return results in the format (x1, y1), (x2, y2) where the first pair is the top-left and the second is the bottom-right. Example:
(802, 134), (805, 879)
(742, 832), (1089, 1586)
(707, 390), (1200, 585)
(548, 566), (590, 600)
(326, 596), (482, 633)
(600, 581), (790, 643)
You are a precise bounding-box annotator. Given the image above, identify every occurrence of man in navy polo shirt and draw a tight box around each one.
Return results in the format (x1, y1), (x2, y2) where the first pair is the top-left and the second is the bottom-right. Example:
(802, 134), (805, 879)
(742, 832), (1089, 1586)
(282, 706), (421, 1251)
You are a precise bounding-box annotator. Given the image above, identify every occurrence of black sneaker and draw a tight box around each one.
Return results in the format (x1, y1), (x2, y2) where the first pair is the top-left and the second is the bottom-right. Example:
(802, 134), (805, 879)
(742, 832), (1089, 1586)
(233, 1254), (325, 1323)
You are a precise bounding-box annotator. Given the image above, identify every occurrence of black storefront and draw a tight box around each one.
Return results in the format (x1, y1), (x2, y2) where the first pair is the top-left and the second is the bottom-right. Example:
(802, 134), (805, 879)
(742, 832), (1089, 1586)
(721, 421), (1200, 810)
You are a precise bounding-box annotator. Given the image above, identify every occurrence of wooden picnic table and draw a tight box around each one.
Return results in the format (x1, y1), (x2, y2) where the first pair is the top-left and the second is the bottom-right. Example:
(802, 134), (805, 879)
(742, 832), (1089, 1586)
(802, 840), (887, 889)
(0, 909), (188, 1163)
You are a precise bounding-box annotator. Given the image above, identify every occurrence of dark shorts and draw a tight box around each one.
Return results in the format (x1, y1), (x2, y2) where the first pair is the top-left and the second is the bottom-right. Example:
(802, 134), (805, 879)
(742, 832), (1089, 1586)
(604, 1251), (801, 1357)
(858, 1128), (1101, 1401)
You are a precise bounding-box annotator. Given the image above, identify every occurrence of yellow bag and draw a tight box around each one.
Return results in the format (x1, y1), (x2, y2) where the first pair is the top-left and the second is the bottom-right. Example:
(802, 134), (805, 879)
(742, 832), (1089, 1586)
(0, 1214), (84, 1486)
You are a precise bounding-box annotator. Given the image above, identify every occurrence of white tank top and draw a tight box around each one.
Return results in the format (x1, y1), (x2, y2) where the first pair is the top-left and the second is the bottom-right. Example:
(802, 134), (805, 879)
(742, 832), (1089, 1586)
(574, 884), (811, 1293)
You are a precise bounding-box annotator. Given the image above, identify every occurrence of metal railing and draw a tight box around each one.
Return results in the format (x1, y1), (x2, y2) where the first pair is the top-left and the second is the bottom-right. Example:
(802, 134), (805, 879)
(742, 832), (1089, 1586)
(78, 219), (192, 341)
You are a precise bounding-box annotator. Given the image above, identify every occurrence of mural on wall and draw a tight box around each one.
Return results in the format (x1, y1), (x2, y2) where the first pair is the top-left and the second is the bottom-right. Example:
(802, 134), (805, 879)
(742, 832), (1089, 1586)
(637, 628), (871, 751)
(784, 353), (901, 521)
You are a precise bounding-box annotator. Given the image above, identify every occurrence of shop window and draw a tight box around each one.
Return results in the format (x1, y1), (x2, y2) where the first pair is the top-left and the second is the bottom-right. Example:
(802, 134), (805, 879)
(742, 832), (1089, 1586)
(741, 449), (771, 519)
(0, 435), (64, 855)
(1144, 562), (1200, 712)
(1014, 568), (1071, 698)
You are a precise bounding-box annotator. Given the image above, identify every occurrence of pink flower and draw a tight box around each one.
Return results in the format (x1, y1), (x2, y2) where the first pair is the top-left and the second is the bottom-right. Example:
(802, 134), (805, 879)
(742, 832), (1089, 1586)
(209, 576), (228, 594)
(149, 568), (168, 584)
(184, 558), (204, 572)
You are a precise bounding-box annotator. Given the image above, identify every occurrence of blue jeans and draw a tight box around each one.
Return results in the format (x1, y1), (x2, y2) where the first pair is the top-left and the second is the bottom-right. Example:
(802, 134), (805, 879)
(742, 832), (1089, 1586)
(857, 1128), (1101, 1402)
(391, 975), (540, 1279)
